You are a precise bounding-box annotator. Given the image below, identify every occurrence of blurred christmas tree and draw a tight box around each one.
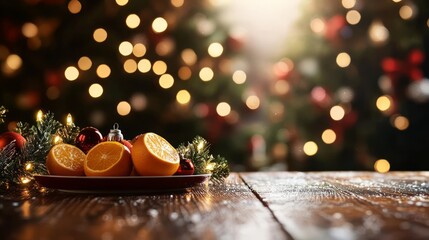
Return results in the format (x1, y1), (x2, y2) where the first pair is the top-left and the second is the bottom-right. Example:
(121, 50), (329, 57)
(0, 0), (249, 164)
(265, 0), (429, 171)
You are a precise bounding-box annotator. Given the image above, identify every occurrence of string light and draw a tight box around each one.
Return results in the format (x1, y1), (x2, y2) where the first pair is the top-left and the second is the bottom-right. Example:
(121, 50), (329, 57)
(152, 60), (167, 75)
(159, 74), (174, 89)
(77, 56), (92, 70)
(232, 70), (246, 84)
(133, 43), (146, 57)
(321, 129), (336, 144)
(93, 28), (107, 43)
(374, 159), (390, 173)
(245, 95), (261, 110)
(303, 141), (318, 156)
(208, 42), (223, 58)
(64, 66), (79, 81)
(336, 52), (351, 68)
(117, 101), (131, 116)
(216, 102), (231, 117)
(152, 17), (168, 33)
(138, 59), (151, 73)
(330, 105), (345, 121)
(119, 41), (133, 56)
(376, 95), (392, 112)
(88, 83), (103, 98)
(126, 14), (141, 29)
(123, 59), (138, 73)
(53, 135), (63, 144)
(66, 113), (73, 126)
(20, 177), (31, 184)
(176, 90), (191, 104)
(36, 110), (44, 122)
(25, 162), (34, 171)
(346, 10), (361, 25)
(96, 64), (111, 78)
(68, 0), (82, 14)
(199, 67), (214, 81)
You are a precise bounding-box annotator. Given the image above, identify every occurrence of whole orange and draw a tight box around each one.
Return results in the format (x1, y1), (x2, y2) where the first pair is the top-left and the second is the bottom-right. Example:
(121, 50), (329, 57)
(131, 133), (180, 176)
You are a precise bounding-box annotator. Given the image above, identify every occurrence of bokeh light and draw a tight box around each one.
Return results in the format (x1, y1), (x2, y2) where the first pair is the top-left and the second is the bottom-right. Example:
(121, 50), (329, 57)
(88, 84), (103, 98)
(171, 0), (184, 8)
(342, 0), (356, 9)
(310, 18), (325, 34)
(376, 95), (392, 112)
(336, 52), (351, 68)
(374, 159), (390, 173)
(78, 56), (92, 70)
(152, 17), (168, 33)
(246, 95), (261, 110)
(346, 10), (361, 25)
(64, 66), (79, 81)
(115, 0), (128, 6)
(330, 105), (345, 121)
(153, 60), (167, 75)
(22, 23), (38, 38)
(208, 42), (223, 57)
(199, 67), (214, 81)
(321, 129), (336, 144)
(133, 43), (146, 57)
(232, 70), (246, 84)
(126, 14), (140, 29)
(123, 59), (137, 73)
(181, 49), (197, 65)
(159, 74), (174, 89)
(119, 41), (133, 56)
(399, 5), (414, 20)
(303, 141), (318, 156)
(117, 101), (131, 116)
(93, 28), (107, 43)
(216, 102), (231, 117)
(5, 54), (23, 71)
(138, 59), (151, 73)
(96, 64), (111, 78)
(176, 90), (191, 104)
(178, 66), (192, 80)
(392, 115), (409, 130)
(68, 0), (82, 14)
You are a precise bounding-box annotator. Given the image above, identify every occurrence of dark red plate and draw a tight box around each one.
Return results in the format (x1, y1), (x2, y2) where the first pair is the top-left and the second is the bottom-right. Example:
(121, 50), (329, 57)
(33, 174), (211, 193)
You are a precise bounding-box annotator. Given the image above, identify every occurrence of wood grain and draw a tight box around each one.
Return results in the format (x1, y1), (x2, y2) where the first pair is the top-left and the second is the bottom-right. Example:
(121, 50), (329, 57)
(0, 173), (288, 240)
(240, 172), (429, 240)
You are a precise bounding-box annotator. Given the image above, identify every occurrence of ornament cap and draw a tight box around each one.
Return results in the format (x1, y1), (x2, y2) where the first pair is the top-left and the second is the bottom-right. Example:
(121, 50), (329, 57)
(107, 123), (124, 141)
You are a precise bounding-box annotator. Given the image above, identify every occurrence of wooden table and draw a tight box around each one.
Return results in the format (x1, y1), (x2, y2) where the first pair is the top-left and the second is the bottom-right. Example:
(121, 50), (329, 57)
(1, 172), (428, 240)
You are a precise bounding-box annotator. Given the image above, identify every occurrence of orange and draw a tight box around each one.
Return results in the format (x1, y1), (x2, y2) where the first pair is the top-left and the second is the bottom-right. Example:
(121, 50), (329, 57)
(131, 132), (180, 176)
(84, 141), (132, 176)
(46, 143), (86, 176)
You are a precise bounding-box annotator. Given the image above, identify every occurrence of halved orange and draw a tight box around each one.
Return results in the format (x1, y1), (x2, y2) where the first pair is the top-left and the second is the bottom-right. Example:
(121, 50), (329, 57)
(131, 133), (180, 176)
(46, 143), (86, 176)
(84, 141), (132, 176)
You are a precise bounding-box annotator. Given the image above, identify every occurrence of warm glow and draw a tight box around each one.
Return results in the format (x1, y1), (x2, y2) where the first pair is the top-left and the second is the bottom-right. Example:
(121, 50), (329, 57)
(93, 28), (107, 43)
(6, 54), (22, 70)
(66, 113), (73, 126)
(171, 0), (184, 7)
(199, 67), (214, 81)
(342, 0), (356, 9)
(68, 0), (82, 14)
(376, 95), (392, 112)
(274, 80), (290, 95)
(78, 56), (92, 70)
(133, 43), (146, 57)
(115, 0), (128, 6)
(138, 59), (151, 73)
(232, 70), (246, 84)
(246, 95), (260, 110)
(156, 38), (174, 56)
(96, 64), (111, 78)
(336, 52), (351, 68)
(152, 17), (168, 33)
(322, 129), (336, 144)
(123, 59), (137, 73)
(64, 66), (79, 81)
(88, 84), (103, 98)
(178, 66), (192, 80)
(208, 42), (224, 58)
(399, 5), (414, 20)
(117, 101), (131, 116)
(346, 10), (361, 25)
(393, 115), (409, 130)
(310, 18), (325, 34)
(25, 162), (34, 171)
(152, 60), (167, 75)
(369, 21), (389, 44)
(159, 74), (174, 89)
(303, 141), (318, 156)
(119, 41), (133, 56)
(374, 159), (390, 173)
(181, 49), (197, 65)
(330, 105), (345, 121)
(22, 22), (38, 38)
(176, 90), (191, 104)
(36, 110), (43, 122)
(126, 14), (141, 29)
(216, 102), (231, 117)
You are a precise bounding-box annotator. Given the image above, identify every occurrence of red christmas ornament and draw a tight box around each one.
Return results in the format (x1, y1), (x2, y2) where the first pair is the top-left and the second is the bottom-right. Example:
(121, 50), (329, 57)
(174, 159), (195, 175)
(105, 123), (133, 150)
(75, 127), (103, 153)
(0, 132), (26, 152)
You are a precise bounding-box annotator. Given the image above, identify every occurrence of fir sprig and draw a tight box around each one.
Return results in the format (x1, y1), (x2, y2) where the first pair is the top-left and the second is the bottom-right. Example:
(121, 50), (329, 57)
(0, 106), (6, 124)
(177, 136), (230, 181)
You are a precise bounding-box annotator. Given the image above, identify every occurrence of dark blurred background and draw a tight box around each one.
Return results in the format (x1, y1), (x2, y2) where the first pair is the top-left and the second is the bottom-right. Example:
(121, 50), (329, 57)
(1, 0), (428, 172)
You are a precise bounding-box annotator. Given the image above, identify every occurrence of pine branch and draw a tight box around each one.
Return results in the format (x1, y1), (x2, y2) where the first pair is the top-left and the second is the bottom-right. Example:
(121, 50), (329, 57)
(0, 106), (6, 124)
(177, 136), (230, 181)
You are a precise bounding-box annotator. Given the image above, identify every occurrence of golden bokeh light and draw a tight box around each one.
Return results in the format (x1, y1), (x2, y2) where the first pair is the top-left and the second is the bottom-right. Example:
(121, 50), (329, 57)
(346, 10), (361, 25)
(5, 54), (23, 71)
(78, 56), (92, 70)
(399, 5), (413, 20)
(369, 21), (389, 44)
(246, 95), (261, 110)
(64, 66), (79, 81)
(124, 59), (137, 73)
(22, 22), (38, 38)
(117, 101), (131, 116)
(152, 60), (167, 75)
(126, 14), (141, 29)
(171, 0), (184, 7)
(115, 0), (128, 6)
(336, 52), (351, 68)
(93, 28), (107, 43)
(392, 115), (409, 130)
(159, 74), (174, 89)
(138, 59), (151, 73)
(303, 141), (318, 156)
(199, 67), (214, 81)
(321, 129), (336, 144)
(342, 0), (356, 9)
(176, 89), (191, 104)
(232, 70), (246, 84)
(330, 105), (345, 121)
(310, 18), (325, 34)
(178, 66), (192, 80)
(68, 0), (82, 14)
(274, 80), (290, 95)
(376, 95), (392, 112)
(216, 102), (231, 117)
(208, 42), (223, 58)
(152, 17), (168, 33)
(88, 84), (103, 98)
(133, 43), (146, 57)
(96, 64), (111, 78)
(374, 159), (390, 173)
(181, 48), (197, 65)
(119, 41), (133, 56)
